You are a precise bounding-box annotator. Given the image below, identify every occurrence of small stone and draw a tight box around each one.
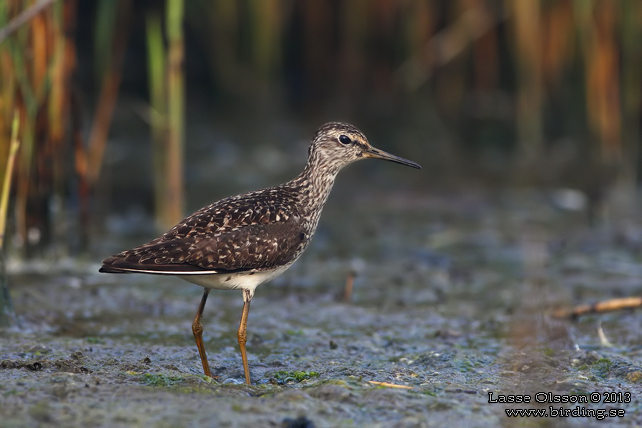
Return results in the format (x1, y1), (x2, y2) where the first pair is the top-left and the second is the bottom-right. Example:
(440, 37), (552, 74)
(282, 416), (314, 428)
(578, 351), (601, 365)
(26, 362), (43, 371)
(626, 371), (642, 383)
(26, 344), (51, 354)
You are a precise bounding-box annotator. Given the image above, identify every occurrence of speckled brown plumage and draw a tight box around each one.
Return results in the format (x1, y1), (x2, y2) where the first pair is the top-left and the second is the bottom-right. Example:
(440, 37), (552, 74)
(101, 188), (307, 274)
(99, 122), (421, 384)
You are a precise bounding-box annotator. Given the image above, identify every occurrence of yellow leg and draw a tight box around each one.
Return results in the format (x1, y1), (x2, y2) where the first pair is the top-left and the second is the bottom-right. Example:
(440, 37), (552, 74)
(238, 289), (252, 385)
(192, 288), (212, 377)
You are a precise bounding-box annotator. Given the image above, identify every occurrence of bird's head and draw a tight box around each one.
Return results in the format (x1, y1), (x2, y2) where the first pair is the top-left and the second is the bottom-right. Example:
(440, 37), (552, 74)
(308, 122), (421, 172)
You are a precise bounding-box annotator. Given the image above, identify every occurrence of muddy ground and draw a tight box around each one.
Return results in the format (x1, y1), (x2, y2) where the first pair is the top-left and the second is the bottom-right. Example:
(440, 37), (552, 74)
(1, 187), (642, 427)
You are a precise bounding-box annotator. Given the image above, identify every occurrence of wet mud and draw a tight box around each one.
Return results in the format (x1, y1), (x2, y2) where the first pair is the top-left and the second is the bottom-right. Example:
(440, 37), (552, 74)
(2, 188), (642, 427)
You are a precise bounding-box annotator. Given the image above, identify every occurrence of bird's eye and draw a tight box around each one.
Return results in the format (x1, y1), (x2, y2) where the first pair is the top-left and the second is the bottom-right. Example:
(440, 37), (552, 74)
(339, 135), (351, 145)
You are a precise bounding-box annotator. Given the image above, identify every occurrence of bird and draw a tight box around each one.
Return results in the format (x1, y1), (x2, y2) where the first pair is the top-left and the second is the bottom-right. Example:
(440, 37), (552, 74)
(100, 122), (421, 385)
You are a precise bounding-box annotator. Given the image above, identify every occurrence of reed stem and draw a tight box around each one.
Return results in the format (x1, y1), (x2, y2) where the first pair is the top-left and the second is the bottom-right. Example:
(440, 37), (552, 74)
(0, 111), (20, 249)
(164, 0), (185, 226)
(0, 111), (20, 327)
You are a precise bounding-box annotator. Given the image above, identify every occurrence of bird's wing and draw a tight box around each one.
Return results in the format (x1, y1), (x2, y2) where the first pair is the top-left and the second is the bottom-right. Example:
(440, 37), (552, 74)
(100, 192), (308, 275)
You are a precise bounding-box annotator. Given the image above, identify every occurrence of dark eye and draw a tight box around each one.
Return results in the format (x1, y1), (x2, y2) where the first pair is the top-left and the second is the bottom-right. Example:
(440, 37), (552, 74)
(339, 135), (351, 145)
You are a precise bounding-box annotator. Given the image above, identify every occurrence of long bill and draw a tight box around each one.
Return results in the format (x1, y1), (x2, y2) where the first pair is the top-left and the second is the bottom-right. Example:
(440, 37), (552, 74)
(364, 146), (421, 169)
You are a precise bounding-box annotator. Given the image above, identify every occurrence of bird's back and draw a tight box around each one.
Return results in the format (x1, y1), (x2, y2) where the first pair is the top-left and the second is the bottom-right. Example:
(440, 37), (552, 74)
(100, 185), (311, 275)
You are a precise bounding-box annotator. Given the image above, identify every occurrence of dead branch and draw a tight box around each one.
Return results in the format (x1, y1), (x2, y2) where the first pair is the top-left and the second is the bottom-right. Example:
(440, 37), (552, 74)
(550, 297), (642, 319)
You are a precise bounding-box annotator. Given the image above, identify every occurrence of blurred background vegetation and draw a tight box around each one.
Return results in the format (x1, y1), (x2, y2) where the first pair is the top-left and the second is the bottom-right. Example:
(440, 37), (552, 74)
(0, 0), (641, 268)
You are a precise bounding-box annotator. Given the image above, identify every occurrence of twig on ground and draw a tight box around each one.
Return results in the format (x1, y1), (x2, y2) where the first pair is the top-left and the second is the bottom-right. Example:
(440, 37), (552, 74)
(343, 270), (355, 302)
(550, 297), (642, 319)
(368, 381), (413, 390)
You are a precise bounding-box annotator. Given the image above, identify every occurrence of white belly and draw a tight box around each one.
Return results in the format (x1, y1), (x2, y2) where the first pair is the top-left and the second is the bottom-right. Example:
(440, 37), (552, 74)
(178, 264), (292, 297)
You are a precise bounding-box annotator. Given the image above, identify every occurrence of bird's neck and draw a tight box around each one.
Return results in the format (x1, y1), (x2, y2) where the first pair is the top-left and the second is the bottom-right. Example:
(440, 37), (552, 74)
(289, 155), (341, 216)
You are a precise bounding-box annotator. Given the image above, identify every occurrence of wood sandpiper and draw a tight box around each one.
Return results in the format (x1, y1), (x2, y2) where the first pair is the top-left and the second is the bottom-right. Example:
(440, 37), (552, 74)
(100, 122), (421, 384)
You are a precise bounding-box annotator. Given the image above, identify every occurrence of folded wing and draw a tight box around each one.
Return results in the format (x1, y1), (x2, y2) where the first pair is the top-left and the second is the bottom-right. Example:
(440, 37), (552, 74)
(100, 214), (307, 275)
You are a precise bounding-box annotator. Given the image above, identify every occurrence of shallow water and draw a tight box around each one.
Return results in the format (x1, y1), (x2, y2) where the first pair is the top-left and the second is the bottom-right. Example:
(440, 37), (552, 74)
(2, 187), (642, 427)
